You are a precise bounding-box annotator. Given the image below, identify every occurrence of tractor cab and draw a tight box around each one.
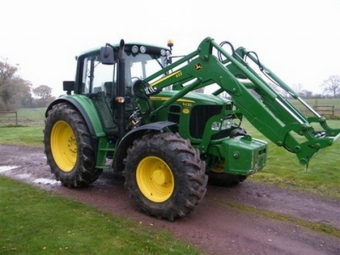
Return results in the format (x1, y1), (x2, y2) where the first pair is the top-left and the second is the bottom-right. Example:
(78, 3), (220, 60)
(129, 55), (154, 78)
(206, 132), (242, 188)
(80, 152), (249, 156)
(63, 42), (171, 136)
(71, 43), (171, 96)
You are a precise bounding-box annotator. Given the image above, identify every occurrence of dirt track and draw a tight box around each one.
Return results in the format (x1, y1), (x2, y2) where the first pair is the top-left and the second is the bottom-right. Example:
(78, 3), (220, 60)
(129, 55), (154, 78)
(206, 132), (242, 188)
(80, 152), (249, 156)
(1, 144), (339, 255)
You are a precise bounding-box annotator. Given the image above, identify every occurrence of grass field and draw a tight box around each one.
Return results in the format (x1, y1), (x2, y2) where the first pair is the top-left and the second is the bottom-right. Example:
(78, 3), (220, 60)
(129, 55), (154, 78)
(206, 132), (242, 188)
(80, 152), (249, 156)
(0, 126), (43, 146)
(0, 108), (45, 127)
(0, 108), (45, 146)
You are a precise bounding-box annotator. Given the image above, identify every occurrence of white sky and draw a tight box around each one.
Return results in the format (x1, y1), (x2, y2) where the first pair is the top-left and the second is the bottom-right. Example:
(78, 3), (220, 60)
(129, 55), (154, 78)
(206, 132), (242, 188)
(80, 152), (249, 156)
(1, 0), (340, 97)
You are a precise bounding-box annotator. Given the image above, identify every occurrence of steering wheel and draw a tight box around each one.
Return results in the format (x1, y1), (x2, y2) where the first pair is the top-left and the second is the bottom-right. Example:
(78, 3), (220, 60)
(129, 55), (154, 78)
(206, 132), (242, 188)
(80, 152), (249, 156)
(130, 76), (141, 85)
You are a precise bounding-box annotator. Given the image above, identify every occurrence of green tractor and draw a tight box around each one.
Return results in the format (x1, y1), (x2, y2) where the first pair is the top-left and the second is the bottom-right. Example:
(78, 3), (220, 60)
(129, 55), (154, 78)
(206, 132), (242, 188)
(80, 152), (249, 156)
(44, 37), (339, 220)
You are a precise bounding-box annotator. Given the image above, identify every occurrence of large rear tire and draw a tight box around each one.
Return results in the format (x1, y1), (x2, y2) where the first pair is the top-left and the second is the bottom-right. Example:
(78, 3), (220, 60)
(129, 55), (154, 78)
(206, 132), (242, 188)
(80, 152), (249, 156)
(44, 103), (102, 187)
(124, 132), (207, 221)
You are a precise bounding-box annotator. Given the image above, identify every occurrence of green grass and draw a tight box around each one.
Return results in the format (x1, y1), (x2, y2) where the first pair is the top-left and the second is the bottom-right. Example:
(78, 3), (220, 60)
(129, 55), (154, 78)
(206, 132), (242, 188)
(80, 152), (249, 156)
(16, 107), (46, 122)
(0, 126), (43, 147)
(0, 176), (203, 255)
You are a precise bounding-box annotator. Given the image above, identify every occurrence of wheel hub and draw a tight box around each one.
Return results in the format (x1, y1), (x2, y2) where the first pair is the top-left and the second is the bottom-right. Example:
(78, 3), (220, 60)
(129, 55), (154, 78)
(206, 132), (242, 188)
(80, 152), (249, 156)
(136, 156), (174, 203)
(152, 169), (167, 185)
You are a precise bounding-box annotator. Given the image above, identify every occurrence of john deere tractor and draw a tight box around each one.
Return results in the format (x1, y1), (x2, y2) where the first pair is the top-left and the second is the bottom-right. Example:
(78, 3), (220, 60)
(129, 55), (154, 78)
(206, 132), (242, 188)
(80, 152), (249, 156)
(44, 37), (339, 220)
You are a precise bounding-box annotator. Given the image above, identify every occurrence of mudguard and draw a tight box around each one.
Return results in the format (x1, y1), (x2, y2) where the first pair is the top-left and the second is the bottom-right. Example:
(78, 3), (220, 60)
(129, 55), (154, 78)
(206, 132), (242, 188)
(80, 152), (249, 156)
(45, 95), (106, 138)
(45, 95), (107, 162)
(113, 121), (176, 172)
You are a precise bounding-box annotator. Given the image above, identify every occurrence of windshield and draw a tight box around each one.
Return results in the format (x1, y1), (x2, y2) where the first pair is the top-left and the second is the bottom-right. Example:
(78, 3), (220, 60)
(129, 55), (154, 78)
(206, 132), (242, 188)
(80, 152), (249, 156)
(126, 53), (165, 82)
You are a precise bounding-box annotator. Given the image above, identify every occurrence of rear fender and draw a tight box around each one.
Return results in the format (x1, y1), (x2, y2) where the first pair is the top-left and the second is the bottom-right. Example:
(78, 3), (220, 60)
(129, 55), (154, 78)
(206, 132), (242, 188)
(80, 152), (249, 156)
(45, 95), (106, 137)
(45, 96), (107, 163)
(113, 121), (176, 172)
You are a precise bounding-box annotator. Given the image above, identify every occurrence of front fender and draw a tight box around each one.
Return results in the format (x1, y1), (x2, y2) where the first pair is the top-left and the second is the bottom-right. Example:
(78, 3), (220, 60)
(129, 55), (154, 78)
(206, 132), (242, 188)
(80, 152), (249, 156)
(113, 121), (176, 172)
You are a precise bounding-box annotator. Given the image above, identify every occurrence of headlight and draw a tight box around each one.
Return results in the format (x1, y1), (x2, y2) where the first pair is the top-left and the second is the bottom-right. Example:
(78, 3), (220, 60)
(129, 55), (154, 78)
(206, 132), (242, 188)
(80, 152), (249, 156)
(211, 121), (221, 131)
(221, 119), (232, 130)
(131, 45), (139, 54)
(140, 46), (146, 53)
(211, 119), (232, 131)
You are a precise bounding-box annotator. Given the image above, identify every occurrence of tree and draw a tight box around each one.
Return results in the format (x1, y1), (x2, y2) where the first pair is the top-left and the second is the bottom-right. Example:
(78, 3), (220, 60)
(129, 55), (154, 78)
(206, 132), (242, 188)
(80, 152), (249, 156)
(299, 90), (313, 99)
(33, 85), (52, 99)
(0, 58), (31, 110)
(321, 75), (340, 98)
(33, 85), (54, 107)
(21, 92), (34, 108)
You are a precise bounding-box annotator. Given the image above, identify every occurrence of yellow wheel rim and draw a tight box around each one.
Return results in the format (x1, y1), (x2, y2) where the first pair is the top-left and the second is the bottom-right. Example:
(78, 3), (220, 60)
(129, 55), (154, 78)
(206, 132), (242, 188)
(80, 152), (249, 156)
(50, 120), (77, 172)
(136, 156), (174, 203)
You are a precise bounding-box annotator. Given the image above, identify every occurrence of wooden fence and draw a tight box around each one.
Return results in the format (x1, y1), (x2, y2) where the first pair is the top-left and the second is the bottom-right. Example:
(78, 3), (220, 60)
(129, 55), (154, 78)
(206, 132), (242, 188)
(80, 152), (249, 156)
(0, 111), (18, 126)
(313, 105), (335, 116)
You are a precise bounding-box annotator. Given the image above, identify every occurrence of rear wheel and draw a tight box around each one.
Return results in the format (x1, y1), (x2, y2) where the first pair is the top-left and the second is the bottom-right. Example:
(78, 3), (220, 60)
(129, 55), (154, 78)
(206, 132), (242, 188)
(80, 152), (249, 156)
(124, 132), (207, 221)
(44, 103), (102, 187)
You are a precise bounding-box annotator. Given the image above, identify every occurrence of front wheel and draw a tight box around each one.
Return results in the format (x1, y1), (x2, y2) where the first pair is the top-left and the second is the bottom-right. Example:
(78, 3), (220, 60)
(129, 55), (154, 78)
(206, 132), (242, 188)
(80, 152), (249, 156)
(44, 103), (102, 187)
(124, 132), (207, 221)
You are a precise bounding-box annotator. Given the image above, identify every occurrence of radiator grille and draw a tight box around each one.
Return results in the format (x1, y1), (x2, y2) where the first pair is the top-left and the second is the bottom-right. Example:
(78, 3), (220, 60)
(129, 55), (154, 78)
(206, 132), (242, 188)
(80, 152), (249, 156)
(190, 105), (222, 138)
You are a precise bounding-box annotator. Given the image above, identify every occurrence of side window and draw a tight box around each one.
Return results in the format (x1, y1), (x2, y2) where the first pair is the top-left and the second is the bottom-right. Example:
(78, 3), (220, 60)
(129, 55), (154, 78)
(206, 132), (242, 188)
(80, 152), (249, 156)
(82, 55), (116, 95)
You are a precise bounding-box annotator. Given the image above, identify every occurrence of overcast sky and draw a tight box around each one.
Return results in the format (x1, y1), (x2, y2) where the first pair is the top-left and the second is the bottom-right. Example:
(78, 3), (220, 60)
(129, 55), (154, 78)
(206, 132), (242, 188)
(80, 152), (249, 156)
(1, 0), (339, 96)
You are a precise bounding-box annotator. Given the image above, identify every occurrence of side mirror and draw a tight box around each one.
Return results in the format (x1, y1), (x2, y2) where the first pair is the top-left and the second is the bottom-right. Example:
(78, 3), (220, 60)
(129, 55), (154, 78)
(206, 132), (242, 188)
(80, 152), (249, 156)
(100, 46), (115, 65)
(63, 81), (74, 95)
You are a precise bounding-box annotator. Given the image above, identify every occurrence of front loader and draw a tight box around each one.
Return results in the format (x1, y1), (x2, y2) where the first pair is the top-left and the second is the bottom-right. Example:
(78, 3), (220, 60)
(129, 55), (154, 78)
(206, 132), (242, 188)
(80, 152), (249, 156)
(44, 37), (339, 220)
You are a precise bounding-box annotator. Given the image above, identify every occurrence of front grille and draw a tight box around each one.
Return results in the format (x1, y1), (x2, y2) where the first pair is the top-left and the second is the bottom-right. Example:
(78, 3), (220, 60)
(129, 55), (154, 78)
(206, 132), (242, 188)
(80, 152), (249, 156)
(190, 105), (222, 139)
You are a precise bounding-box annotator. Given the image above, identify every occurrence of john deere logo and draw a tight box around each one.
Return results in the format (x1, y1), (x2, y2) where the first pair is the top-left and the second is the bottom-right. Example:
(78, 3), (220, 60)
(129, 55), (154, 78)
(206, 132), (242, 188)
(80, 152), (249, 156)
(194, 63), (202, 71)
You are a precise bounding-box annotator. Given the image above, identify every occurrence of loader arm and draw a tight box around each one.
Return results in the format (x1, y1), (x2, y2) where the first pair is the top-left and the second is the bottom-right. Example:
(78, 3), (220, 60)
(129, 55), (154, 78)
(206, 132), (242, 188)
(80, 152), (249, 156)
(136, 37), (339, 165)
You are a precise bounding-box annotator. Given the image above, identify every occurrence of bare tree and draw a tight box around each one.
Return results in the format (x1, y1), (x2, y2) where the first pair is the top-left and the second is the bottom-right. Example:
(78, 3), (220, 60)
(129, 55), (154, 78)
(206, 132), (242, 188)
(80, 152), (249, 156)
(0, 58), (31, 110)
(321, 75), (340, 97)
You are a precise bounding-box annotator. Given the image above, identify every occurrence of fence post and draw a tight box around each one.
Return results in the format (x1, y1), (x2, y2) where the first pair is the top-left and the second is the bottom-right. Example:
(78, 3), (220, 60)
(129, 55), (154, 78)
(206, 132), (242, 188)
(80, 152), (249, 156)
(0, 111), (18, 126)
(15, 111), (18, 126)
